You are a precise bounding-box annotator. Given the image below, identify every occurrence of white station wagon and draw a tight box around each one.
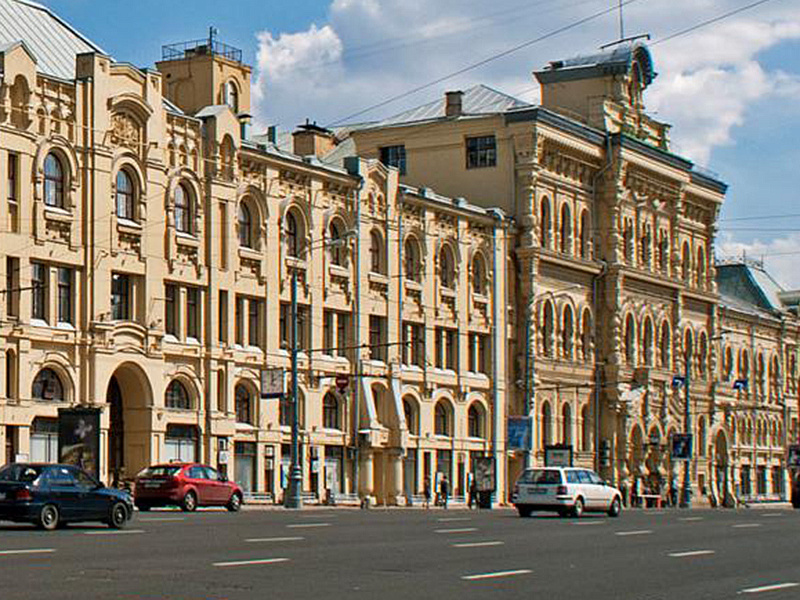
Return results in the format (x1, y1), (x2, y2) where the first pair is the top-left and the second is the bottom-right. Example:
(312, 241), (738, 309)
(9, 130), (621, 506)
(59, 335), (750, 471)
(512, 467), (623, 518)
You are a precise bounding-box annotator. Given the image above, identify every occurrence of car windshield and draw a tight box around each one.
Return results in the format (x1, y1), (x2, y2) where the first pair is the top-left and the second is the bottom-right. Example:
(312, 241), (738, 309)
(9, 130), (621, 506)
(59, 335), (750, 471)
(518, 469), (562, 484)
(0, 464), (45, 483)
(139, 466), (181, 478)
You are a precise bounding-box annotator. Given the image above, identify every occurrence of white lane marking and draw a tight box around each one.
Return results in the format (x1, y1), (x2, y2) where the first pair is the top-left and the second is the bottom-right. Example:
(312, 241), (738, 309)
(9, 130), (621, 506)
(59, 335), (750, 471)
(733, 523), (762, 529)
(668, 550), (715, 558)
(573, 521), (605, 526)
(435, 528), (478, 534)
(246, 537), (305, 543)
(615, 530), (653, 536)
(679, 517), (704, 522)
(453, 541), (505, 548)
(0, 549), (56, 556)
(286, 523), (331, 529)
(213, 558), (290, 568)
(740, 582), (799, 594)
(84, 529), (145, 536)
(760, 514), (784, 518)
(462, 569), (532, 581)
(138, 517), (186, 522)
(438, 517), (472, 522)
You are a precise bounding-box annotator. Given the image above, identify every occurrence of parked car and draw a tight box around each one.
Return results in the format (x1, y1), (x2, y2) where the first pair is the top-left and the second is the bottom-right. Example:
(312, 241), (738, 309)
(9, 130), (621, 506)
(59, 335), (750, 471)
(134, 463), (243, 512)
(0, 463), (133, 530)
(512, 467), (623, 518)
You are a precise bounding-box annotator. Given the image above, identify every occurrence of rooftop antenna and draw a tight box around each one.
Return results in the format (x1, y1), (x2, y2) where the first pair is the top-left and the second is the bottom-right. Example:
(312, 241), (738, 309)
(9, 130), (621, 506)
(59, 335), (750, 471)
(618, 0), (624, 40)
(209, 26), (218, 49)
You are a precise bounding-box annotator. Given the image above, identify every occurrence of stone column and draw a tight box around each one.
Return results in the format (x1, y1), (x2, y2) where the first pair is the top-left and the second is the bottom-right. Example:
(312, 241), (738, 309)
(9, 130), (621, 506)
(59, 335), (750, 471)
(359, 449), (374, 504)
(387, 449), (404, 505)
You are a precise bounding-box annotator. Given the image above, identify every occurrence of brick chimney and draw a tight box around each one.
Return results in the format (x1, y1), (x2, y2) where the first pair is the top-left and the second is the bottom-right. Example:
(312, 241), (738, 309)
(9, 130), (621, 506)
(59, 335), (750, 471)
(292, 120), (336, 157)
(445, 90), (464, 118)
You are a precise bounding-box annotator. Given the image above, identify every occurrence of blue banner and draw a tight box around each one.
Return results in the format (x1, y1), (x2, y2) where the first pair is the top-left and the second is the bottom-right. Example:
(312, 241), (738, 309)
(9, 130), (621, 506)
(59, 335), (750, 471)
(507, 416), (532, 451)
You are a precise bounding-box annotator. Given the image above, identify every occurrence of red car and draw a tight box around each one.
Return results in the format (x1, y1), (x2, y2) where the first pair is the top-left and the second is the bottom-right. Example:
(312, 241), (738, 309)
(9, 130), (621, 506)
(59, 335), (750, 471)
(134, 463), (243, 512)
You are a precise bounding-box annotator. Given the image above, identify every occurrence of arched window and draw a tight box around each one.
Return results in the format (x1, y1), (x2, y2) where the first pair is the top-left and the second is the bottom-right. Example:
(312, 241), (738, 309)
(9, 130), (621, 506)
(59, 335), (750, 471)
(698, 333), (708, 377)
(643, 318), (654, 366)
(472, 254), (486, 295)
(174, 183), (193, 234)
(369, 229), (385, 274)
(658, 230), (669, 274)
(581, 405), (591, 451)
(560, 203), (572, 254)
(623, 220), (634, 262)
(660, 322), (672, 369)
(32, 368), (64, 401)
(541, 402), (552, 447)
(238, 202), (253, 248)
(723, 346), (733, 380)
(44, 153), (65, 208)
(329, 220), (345, 266)
(579, 210), (590, 259)
(540, 197), (551, 249)
(115, 169), (135, 220)
(323, 392), (340, 430)
(468, 403), (484, 438)
(682, 241), (692, 283)
(439, 245), (455, 289)
(640, 225), (652, 268)
(624, 315), (636, 365)
(561, 403), (572, 445)
(404, 237), (422, 282)
(235, 384), (254, 424)
(684, 329), (694, 372)
(280, 395), (292, 427)
(285, 210), (305, 258)
(581, 309), (593, 361)
(225, 81), (239, 112)
(696, 246), (706, 289)
(740, 350), (750, 382)
(403, 398), (418, 435)
(165, 380), (191, 409)
(434, 401), (451, 436)
(542, 301), (555, 357)
(562, 305), (574, 359)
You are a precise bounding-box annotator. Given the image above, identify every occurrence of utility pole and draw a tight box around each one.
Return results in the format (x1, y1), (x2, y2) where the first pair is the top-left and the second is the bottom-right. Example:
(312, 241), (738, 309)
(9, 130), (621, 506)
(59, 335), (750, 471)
(680, 346), (692, 508)
(285, 268), (303, 509)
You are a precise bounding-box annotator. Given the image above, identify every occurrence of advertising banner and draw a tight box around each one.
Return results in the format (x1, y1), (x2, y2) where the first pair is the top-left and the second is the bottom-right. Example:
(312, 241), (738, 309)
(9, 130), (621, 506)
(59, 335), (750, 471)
(473, 456), (496, 493)
(545, 445), (573, 467)
(788, 444), (800, 468)
(507, 416), (532, 451)
(58, 408), (101, 479)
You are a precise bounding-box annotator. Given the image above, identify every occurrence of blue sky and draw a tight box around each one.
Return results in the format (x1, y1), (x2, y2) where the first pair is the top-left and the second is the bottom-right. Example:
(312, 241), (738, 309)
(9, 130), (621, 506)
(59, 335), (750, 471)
(43, 0), (800, 286)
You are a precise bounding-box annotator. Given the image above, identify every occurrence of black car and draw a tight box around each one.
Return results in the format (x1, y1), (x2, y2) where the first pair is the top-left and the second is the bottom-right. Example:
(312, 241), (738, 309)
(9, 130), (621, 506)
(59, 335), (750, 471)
(0, 463), (133, 530)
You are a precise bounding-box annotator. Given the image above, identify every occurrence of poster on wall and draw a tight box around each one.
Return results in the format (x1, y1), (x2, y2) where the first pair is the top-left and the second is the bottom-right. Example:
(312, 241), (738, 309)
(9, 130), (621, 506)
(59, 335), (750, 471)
(545, 445), (573, 467)
(507, 416), (532, 451)
(473, 456), (496, 493)
(788, 444), (800, 468)
(58, 408), (101, 480)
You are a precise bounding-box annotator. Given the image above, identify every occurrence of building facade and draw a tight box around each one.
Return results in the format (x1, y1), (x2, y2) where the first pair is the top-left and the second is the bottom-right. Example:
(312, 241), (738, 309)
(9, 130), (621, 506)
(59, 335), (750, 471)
(0, 0), (796, 507)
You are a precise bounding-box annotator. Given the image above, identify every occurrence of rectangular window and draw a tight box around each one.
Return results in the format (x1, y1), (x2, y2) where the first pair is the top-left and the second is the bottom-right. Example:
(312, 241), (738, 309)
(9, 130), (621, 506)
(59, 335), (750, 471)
(165, 284), (178, 336)
(466, 135), (496, 169)
(248, 299), (262, 348)
(235, 296), (245, 346)
(110, 273), (130, 321)
(6, 256), (19, 318)
(186, 287), (200, 340)
(7, 153), (18, 232)
(218, 290), (228, 344)
(31, 262), (48, 321)
(379, 145), (406, 175)
(324, 310), (335, 354)
(57, 267), (72, 325)
(403, 322), (425, 367)
(468, 333), (478, 372)
(435, 328), (444, 369)
(337, 312), (350, 357)
(297, 305), (310, 352)
(369, 315), (387, 362)
(445, 328), (458, 370)
(280, 302), (290, 349)
(478, 334), (490, 375)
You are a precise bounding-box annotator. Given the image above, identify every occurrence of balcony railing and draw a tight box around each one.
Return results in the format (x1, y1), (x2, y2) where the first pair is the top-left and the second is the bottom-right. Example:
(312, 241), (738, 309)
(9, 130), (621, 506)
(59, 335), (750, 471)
(162, 38), (243, 64)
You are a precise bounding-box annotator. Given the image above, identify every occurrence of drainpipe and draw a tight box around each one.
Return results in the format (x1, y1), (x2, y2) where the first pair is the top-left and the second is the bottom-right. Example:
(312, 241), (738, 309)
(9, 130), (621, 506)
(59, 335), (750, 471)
(490, 209), (502, 506)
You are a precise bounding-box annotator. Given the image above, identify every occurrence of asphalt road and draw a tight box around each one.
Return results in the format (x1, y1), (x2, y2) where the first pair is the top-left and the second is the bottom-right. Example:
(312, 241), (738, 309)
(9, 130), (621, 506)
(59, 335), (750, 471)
(0, 505), (798, 599)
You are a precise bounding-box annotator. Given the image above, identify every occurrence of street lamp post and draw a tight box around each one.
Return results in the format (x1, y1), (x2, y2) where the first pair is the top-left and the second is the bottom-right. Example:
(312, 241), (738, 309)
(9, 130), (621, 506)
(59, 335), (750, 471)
(680, 346), (692, 508)
(284, 268), (303, 509)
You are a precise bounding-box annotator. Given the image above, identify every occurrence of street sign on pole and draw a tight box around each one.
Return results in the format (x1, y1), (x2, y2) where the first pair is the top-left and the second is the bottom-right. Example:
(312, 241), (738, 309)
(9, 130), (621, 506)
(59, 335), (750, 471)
(335, 374), (349, 392)
(260, 368), (285, 399)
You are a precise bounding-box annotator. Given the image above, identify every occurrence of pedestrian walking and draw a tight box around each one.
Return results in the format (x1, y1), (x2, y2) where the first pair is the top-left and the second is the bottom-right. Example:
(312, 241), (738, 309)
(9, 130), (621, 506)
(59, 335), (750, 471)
(440, 475), (449, 509)
(423, 476), (432, 509)
(468, 475), (478, 509)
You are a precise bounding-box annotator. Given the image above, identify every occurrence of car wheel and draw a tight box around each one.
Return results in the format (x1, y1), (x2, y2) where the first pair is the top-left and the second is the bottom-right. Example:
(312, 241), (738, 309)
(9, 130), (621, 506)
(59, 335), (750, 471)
(517, 505), (532, 518)
(135, 502), (151, 512)
(608, 496), (622, 518)
(38, 504), (60, 531)
(108, 502), (129, 529)
(181, 490), (198, 512)
(226, 492), (243, 512)
(572, 497), (584, 519)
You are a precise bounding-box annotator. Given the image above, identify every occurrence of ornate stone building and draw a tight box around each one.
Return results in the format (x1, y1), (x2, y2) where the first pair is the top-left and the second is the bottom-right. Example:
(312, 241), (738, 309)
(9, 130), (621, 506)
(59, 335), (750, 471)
(347, 44), (800, 504)
(0, 0), (509, 505)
